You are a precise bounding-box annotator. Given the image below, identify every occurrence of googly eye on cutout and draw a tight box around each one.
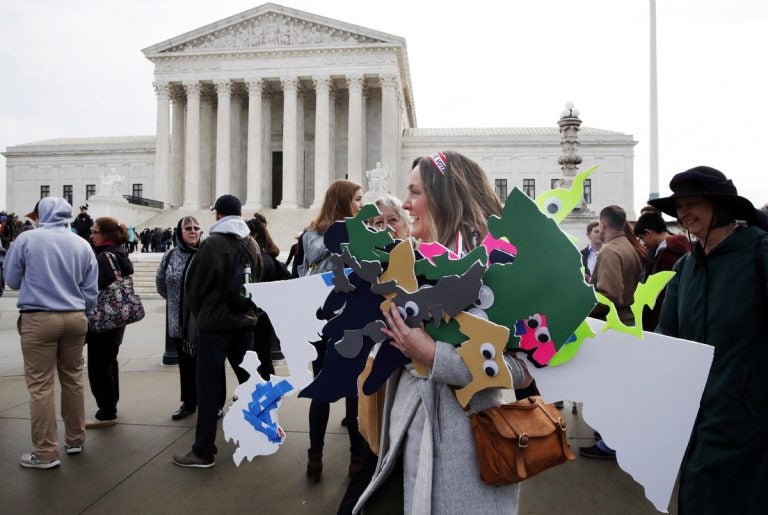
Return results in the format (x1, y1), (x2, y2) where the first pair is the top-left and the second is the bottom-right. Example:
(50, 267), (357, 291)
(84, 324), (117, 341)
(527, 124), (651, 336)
(473, 285), (495, 310)
(397, 306), (407, 319)
(545, 197), (562, 216)
(480, 342), (496, 360)
(526, 314), (543, 330)
(467, 307), (489, 320)
(483, 360), (499, 377)
(535, 327), (551, 344)
(403, 300), (419, 318)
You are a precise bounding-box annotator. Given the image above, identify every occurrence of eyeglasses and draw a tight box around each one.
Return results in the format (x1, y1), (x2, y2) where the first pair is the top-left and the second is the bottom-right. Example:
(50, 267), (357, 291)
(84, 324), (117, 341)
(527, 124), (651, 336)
(183, 226), (201, 231)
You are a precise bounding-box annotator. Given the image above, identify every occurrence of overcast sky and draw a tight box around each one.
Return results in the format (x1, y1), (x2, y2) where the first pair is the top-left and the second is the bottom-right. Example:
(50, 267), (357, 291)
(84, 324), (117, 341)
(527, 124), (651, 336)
(2, 0), (767, 213)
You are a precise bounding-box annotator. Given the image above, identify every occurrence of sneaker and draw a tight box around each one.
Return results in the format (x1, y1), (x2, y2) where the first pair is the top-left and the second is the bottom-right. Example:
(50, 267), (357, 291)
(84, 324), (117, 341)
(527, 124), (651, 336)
(85, 418), (117, 429)
(20, 452), (60, 469)
(172, 451), (215, 468)
(65, 445), (83, 455)
(579, 443), (616, 460)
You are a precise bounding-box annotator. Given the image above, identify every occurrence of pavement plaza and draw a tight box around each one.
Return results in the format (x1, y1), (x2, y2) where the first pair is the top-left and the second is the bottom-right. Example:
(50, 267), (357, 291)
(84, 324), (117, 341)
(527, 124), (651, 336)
(0, 296), (674, 514)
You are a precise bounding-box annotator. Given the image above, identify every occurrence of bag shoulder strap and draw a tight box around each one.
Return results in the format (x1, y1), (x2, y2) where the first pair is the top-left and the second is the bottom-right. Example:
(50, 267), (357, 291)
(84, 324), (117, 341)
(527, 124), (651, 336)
(102, 251), (122, 279)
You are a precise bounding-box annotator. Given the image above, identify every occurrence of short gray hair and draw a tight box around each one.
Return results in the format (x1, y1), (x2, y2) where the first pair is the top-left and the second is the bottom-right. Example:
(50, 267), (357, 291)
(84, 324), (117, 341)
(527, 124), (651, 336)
(375, 195), (411, 228)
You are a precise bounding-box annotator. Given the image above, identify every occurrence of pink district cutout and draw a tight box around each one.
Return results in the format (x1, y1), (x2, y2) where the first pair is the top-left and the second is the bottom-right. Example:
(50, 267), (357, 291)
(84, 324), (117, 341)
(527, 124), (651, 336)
(518, 314), (556, 365)
(480, 233), (517, 257)
(417, 242), (459, 263)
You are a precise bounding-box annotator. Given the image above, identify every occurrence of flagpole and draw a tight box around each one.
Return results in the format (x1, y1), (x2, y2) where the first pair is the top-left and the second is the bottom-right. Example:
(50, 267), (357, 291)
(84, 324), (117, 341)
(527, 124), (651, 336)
(649, 0), (660, 200)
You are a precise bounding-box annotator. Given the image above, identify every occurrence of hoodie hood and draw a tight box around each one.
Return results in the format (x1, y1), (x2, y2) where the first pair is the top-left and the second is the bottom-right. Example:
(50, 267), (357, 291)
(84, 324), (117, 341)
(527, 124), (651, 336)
(37, 197), (73, 227)
(210, 216), (250, 239)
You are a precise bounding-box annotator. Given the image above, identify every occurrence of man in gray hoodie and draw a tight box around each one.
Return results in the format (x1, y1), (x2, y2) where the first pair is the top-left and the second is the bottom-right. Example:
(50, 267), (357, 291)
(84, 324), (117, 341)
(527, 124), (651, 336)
(172, 194), (262, 468)
(4, 197), (98, 469)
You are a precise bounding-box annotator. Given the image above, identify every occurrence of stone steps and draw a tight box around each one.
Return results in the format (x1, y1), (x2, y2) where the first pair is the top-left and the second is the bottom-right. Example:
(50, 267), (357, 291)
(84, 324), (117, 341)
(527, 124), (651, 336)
(137, 206), (317, 255)
(129, 252), (164, 300)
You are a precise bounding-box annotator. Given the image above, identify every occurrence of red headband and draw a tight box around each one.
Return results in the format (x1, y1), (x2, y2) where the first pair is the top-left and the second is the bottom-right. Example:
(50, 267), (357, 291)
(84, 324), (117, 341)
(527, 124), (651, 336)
(427, 151), (448, 175)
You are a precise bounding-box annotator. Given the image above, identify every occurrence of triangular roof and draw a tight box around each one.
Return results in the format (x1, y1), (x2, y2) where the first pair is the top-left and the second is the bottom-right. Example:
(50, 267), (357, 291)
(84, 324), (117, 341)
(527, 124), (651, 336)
(142, 3), (405, 55)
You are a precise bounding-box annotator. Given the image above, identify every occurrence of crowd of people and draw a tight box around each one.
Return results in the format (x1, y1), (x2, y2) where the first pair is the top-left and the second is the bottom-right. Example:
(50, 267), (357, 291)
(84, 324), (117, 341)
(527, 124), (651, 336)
(2, 157), (766, 514)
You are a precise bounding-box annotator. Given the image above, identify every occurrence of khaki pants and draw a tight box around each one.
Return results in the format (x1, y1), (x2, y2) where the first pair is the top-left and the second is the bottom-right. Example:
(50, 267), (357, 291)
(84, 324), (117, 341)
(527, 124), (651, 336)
(19, 311), (88, 460)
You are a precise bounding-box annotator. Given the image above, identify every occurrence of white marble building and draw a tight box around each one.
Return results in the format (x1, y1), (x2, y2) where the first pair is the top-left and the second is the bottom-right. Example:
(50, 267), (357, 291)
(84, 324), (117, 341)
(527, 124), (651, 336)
(3, 3), (636, 238)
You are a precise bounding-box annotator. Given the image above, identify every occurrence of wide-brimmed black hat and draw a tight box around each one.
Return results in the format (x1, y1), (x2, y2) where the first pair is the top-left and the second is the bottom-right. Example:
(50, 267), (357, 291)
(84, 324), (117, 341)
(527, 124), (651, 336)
(648, 166), (756, 222)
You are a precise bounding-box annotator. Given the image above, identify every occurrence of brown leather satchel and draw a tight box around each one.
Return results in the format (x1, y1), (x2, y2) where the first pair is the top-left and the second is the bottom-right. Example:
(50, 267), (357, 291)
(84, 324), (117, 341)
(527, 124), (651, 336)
(468, 396), (575, 485)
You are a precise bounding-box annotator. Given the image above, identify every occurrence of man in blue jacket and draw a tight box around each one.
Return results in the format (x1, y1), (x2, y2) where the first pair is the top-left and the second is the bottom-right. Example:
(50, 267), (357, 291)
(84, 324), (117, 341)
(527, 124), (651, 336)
(4, 197), (98, 469)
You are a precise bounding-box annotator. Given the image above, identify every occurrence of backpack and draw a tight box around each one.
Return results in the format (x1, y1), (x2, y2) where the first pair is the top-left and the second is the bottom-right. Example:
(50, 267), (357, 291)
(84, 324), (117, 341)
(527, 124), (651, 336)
(299, 230), (333, 277)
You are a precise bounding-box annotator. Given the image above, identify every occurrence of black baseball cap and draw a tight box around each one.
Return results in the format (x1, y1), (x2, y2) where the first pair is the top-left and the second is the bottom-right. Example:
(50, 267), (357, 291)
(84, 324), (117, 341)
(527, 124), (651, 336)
(211, 194), (242, 217)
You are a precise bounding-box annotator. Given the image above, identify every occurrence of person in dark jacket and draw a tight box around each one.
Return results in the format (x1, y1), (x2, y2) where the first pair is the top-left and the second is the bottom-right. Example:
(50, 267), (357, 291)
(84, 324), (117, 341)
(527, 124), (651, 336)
(246, 215), (290, 381)
(140, 228), (151, 253)
(580, 220), (601, 282)
(85, 217), (133, 429)
(300, 179), (367, 484)
(633, 210), (691, 330)
(650, 166), (768, 515)
(71, 205), (94, 241)
(172, 194), (262, 468)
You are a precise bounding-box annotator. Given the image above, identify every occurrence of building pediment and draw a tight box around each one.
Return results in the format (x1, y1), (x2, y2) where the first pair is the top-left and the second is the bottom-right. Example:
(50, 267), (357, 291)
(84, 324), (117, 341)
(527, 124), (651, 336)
(143, 3), (402, 56)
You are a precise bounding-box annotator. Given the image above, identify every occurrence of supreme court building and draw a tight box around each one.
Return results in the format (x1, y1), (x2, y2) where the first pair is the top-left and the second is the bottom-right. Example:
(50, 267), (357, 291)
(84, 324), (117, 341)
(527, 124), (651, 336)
(3, 3), (636, 237)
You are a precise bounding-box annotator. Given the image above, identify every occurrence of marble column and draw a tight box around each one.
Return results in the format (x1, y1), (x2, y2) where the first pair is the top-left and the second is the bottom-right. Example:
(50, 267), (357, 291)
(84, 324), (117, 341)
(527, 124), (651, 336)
(153, 81), (170, 205)
(244, 78), (263, 210)
(296, 85), (305, 206)
(280, 77), (299, 208)
(170, 87), (185, 207)
(200, 88), (216, 207)
(380, 74), (400, 191)
(311, 76), (332, 208)
(230, 89), (243, 198)
(262, 90), (273, 208)
(214, 79), (232, 199)
(346, 75), (364, 184)
(182, 81), (201, 209)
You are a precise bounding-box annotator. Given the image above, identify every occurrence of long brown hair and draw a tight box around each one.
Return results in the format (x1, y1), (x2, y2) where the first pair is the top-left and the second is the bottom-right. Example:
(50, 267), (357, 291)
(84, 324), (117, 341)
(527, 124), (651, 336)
(247, 216), (280, 256)
(414, 151), (502, 249)
(309, 179), (362, 235)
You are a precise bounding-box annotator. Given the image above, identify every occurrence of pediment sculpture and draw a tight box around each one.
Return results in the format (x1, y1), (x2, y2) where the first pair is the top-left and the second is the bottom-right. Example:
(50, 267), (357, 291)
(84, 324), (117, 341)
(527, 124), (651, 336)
(165, 13), (385, 52)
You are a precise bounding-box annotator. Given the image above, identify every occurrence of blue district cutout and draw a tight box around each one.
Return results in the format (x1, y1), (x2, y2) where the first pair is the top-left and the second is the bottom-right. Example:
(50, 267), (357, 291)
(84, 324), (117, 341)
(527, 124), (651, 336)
(242, 379), (293, 443)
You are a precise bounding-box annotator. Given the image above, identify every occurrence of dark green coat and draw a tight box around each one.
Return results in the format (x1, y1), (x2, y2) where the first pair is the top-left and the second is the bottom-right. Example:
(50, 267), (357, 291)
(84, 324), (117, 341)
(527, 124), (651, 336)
(659, 226), (768, 514)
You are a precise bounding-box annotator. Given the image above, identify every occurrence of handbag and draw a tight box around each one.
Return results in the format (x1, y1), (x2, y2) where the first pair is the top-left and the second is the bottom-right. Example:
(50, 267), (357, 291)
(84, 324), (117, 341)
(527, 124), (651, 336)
(468, 395), (575, 485)
(88, 252), (145, 332)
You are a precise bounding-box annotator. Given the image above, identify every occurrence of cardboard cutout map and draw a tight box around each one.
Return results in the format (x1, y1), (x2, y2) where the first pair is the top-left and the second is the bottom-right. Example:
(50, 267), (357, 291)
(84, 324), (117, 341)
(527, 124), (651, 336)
(230, 179), (714, 514)
(530, 318), (713, 512)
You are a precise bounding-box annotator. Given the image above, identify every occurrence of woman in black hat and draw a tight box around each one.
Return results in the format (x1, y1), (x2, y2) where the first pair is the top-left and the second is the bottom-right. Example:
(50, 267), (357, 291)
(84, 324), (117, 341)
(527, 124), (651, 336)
(649, 166), (768, 515)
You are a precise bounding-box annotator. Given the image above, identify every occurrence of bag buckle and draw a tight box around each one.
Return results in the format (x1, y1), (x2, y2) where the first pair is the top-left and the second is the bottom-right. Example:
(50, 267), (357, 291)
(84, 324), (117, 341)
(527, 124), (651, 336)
(518, 433), (529, 448)
(558, 418), (567, 431)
